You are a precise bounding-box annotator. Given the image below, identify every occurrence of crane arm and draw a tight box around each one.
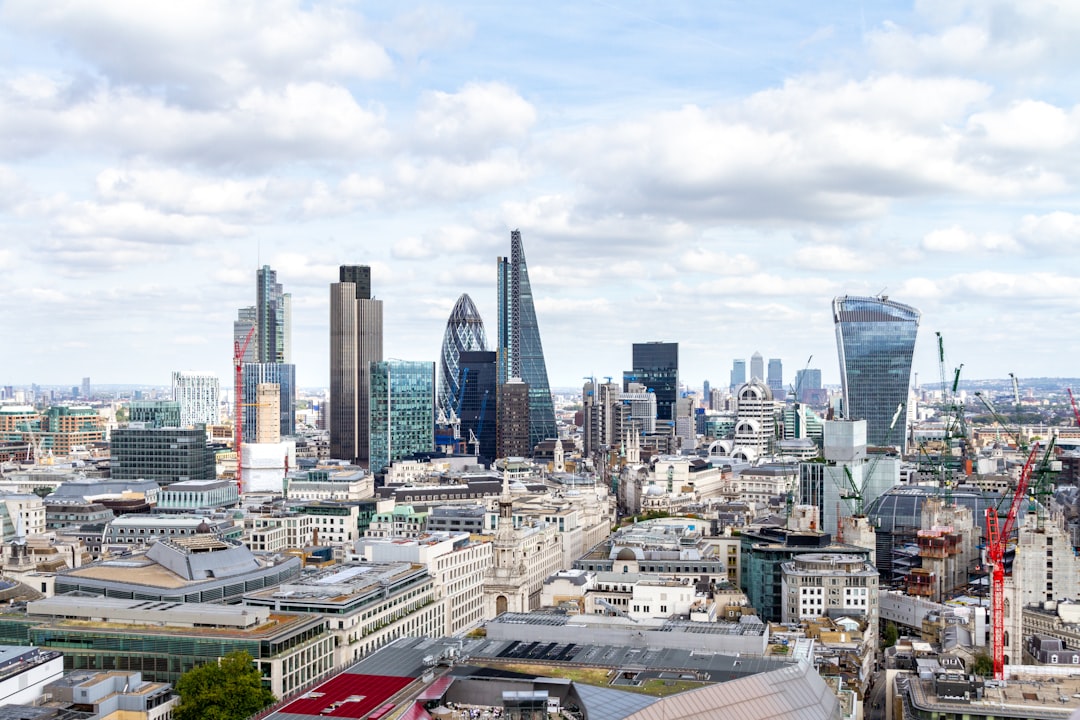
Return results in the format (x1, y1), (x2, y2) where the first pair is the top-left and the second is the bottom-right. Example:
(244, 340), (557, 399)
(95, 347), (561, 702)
(1068, 388), (1080, 428)
(999, 443), (1040, 547)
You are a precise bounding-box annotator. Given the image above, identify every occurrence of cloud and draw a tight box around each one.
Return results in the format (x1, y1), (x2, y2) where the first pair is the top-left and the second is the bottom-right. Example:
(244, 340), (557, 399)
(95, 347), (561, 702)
(1016, 211), (1080, 251)
(414, 82), (537, 159)
(921, 226), (1019, 253)
(791, 244), (876, 272)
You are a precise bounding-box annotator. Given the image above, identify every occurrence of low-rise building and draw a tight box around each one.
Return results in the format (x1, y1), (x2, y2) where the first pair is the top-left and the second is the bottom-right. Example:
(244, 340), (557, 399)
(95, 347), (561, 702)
(40, 670), (177, 720)
(780, 553), (879, 635)
(156, 479), (239, 513)
(0, 646), (64, 707)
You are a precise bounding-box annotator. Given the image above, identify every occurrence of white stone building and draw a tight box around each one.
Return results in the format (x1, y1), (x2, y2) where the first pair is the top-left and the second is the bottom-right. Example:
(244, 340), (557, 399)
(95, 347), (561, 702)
(781, 552), (879, 639)
(171, 371), (220, 427)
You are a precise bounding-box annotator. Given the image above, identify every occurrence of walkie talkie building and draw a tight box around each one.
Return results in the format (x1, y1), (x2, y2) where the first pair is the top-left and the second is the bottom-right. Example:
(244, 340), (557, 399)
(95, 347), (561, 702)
(833, 295), (920, 452)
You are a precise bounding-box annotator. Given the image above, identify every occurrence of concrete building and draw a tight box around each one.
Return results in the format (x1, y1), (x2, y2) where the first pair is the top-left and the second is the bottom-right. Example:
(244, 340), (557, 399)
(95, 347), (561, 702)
(284, 467), (372, 501)
(170, 370), (219, 427)
(330, 264), (383, 465)
(0, 646), (64, 707)
(496, 378), (530, 458)
(244, 561), (443, 665)
(0, 493), (46, 540)
(729, 380), (775, 463)
(242, 363), (296, 441)
(38, 670), (178, 720)
(359, 532), (493, 637)
(156, 479), (239, 513)
(780, 553), (879, 634)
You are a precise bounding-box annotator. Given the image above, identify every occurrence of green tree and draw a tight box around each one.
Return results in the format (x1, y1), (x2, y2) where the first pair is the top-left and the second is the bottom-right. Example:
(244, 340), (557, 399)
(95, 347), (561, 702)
(882, 621), (899, 648)
(972, 651), (994, 677)
(175, 651), (275, 720)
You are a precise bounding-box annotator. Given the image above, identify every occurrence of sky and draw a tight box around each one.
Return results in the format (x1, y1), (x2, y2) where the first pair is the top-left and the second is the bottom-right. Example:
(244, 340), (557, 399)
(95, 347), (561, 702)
(1, 0), (1078, 393)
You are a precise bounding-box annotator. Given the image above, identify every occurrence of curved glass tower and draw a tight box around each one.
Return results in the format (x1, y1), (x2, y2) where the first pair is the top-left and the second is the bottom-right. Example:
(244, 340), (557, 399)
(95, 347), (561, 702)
(833, 295), (920, 452)
(437, 293), (488, 422)
(498, 230), (557, 452)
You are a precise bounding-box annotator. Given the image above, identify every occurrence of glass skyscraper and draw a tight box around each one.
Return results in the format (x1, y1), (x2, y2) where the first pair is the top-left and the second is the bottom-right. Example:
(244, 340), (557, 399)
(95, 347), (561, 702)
(730, 359), (746, 390)
(437, 293), (488, 422)
(256, 265), (291, 364)
(242, 362), (296, 442)
(626, 342), (678, 422)
(458, 351), (497, 463)
(497, 230), (556, 452)
(369, 360), (435, 473)
(833, 295), (920, 452)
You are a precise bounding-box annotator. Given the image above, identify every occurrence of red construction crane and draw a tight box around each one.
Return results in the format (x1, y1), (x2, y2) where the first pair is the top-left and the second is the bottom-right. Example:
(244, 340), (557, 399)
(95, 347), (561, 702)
(984, 443), (1040, 680)
(234, 326), (256, 494)
(1067, 388), (1080, 427)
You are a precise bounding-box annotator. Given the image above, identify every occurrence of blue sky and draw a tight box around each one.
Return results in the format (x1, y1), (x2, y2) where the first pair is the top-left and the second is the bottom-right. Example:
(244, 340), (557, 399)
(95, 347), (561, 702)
(1, 0), (1077, 392)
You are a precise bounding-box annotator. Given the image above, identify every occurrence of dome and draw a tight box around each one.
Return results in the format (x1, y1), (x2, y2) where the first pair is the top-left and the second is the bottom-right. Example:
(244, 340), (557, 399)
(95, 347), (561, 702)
(865, 486), (1002, 535)
(195, 520), (213, 534)
(645, 483), (665, 496)
(737, 380), (772, 402)
(615, 548), (637, 561)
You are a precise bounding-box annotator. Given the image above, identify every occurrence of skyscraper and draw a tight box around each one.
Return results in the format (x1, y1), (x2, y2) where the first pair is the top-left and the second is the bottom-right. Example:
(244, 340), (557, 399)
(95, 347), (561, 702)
(627, 342), (678, 422)
(496, 379), (530, 459)
(730, 359), (746, 390)
(234, 306), (257, 362)
(171, 371), (220, 427)
(256, 265), (291, 364)
(369, 360), (435, 473)
(438, 294), (488, 422)
(750, 351), (764, 382)
(242, 363), (295, 441)
(497, 230), (556, 451)
(330, 265), (383, 464)
(458, 351), (497, 463)
(767, 358), (783, 396)
(833, 295), (920, 452)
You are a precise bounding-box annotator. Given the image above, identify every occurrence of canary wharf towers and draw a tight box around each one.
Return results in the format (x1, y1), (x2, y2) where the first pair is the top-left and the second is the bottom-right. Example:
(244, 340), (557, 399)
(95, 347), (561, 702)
(497, 230), (556, 451)
(833, 295), (920, 453)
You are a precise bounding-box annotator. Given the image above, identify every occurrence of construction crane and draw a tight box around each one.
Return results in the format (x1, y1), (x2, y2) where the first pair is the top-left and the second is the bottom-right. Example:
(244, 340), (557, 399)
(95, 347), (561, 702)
(835, 402), (903, 539)
(1067, 388), (1080, 427)
(233, 326), (256, 494)
(985, 443), (1040, 680)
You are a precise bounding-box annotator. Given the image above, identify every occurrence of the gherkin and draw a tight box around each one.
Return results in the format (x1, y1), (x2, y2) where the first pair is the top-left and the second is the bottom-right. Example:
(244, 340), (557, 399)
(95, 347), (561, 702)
(438, 293), (488, 422)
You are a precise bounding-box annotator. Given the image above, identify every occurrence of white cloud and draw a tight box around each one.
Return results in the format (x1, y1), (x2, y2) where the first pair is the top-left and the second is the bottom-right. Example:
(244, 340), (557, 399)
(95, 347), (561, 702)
(414, 82), (537, 158)
(921, 226), (1019, 253)
(791, 244), (875, 272)
(966, 101), (1079, 153)
(1017, 211), (1080, 250)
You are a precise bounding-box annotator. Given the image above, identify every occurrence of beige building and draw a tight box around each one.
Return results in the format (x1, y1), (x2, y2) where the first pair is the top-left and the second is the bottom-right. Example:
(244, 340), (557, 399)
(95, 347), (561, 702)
(255, 383), (281, 444)
(781, 553), (879, 641)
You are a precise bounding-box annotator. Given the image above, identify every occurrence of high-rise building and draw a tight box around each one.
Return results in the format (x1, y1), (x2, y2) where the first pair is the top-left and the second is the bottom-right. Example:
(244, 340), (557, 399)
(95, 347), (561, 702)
(234, 307), (257, 362)
(81, 377), (90, 399)
(330, 265), (383, 464)
(496, 379), (530, 459)
(369, 360), (435, 474)
(795, 368), (822, 394)
(767, 358), (783, 396)
(256, 265), (291, 364)
(497, 230), (556, 451)
(626, 342), (678, 422)
(129, 400), (181, 428)
(110, 425), (216, 485)
(730, 359), (746, 390)
(458, 351), (497, 463)
(255, 383), (281, 444)
(438, 294), (488, 423)
(582, 378), (622, 458)
(171, 371), (219, 427)
(833, 295), (920, 451)
(242, 363), (295, 441)
(750, 352), (764, 382)
(703, 380), (711, 406)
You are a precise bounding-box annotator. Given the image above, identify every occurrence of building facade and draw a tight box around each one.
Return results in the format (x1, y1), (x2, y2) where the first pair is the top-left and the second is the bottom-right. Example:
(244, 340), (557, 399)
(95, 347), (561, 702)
(256, 264), (291, 364)
(330, 264), (384, 464)
(369, 360), (435, 474)
(458, 351), (497, 463)
(171, 371), (219, 427)
(242, 363), (295, 441)
(627, 342), (678, 422)
(110, 425), (216, 485)
(833, 295), (920, 451)
(730, 359), (746, 391)
(496, 378), (530, 458)
(437, 293), (488, 423)
(497, 230), (556, 451)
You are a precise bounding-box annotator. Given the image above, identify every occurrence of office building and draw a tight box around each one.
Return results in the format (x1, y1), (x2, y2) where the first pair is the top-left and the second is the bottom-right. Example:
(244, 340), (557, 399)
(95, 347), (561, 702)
(256, 265), (291, 364)
(781, 553), (879, 630)
(767, 358), (783, 396)
(497, 230), (556, 451)
(171, 371), (219, 427)
(0, 646), (64, 707)
(833, 295), (920, 451)
(730, 358), (746, 390)
(458, 350), (497, 463)
(369, 360), (435, 474)
(233, 306), (257, 362)
(110, 424), (216, 485)
(582, 377), (622, 458)
(330, 265), (383, 464)
(241, 363), (295, 440)
(128, 400), (181, 428)
(496, 378), (530, 458)
(795, 368), (823, 402)
(626, 342), (678, 422)
(437, 293), (488, 422)
(750, 351), (764, 382)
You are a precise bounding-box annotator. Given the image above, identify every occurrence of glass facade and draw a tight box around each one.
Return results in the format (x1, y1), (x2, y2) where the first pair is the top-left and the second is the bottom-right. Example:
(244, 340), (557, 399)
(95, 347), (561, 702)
(256, 265), (291, 364)
(730, 359), (746, 390)
(369, 361), (435, 473)
(628, 342), (678, 421)
(437, 293), (488, 422)
(458, 351), (497, 463)
(242, 363), (296, 441)
(129, 400), (181, 428)
(497, 230), (557, 451)
(833, 296), (920, 452)
(110, 426), (216, 484)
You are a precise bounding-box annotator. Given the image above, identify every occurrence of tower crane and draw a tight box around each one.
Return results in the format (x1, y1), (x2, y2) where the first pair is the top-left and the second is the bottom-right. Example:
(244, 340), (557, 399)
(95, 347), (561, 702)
(233, 326), (256, 494)
(985, 443), (1040, 680)
(1067, 388), (1080, 428)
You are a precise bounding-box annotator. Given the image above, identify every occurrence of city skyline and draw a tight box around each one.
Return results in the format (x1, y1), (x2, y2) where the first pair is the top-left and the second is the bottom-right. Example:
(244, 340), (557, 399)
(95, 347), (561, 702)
(2, 2), (1077, 390)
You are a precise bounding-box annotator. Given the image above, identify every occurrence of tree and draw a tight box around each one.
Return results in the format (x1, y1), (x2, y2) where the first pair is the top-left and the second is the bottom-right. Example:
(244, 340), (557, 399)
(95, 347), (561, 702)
(882, 621), (899, 648)
(972, 651), (994, 677)
(175, 651), (275, 720)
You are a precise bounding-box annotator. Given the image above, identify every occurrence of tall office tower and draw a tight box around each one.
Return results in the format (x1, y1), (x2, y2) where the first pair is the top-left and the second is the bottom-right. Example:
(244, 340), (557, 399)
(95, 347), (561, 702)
(703, 380), (711, 406)
(256, 265), (292, 364)
(497, 230), (556, 451)
(627, 342), (678, 422)
(458, 351), (497, 463)
(767, 358), (783, 396)
(794, 368), (823, 404)
(730, 359), (746, 390)
(368, 360), (435, 474)
(496, 379), (531, 459)
(242, 363), (295, 441)
(233, 306), (258, 362)
(620, 382), (657, 435)
(330, 265), (383, 464)
(750, 351), (764, 382)
(833, 295), (920, 452)
(81, 377), (90, 398)
(171, 371), (219, 427)
(438, 294), (488, 422)
(582, 378), (622, 457)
